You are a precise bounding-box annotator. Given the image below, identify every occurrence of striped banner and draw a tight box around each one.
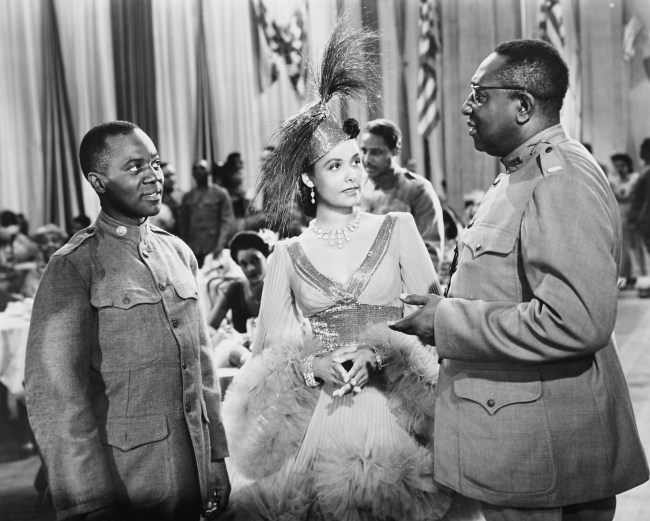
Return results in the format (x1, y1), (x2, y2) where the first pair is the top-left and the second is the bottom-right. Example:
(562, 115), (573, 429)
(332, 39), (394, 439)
(417, 0), (441, 138)
(538, 0), (565, 50)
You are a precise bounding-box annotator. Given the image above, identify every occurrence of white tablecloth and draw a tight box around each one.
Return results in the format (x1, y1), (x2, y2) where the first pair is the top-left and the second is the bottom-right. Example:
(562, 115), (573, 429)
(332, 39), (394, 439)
(0, 305), (31, 396)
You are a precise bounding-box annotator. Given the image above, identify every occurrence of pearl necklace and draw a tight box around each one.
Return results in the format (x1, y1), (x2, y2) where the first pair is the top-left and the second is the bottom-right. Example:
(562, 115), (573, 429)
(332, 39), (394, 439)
(309, 210), (362, 248)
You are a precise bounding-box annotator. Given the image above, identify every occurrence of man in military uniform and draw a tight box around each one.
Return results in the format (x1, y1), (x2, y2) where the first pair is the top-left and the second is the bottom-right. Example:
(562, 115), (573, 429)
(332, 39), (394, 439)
(391, 40), (648, 520)
(180, 159), (234, 268)
(359, 118), (444, 267)
(25, 121), (230, 520)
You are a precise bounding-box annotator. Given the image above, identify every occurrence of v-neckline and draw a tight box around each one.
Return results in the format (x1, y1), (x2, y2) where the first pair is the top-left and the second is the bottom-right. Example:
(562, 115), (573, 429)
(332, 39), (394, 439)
(294, 215), (391, 290)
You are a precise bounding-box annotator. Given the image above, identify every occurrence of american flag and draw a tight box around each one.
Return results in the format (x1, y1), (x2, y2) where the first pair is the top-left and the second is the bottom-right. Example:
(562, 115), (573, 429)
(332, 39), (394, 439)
(538, 0), (565, 50)
(417, 0), (441, 137)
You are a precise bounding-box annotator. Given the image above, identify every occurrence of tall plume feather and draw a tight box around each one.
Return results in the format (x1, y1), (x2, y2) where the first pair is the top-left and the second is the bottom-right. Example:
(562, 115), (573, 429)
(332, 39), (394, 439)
(253, 15), (380, 233)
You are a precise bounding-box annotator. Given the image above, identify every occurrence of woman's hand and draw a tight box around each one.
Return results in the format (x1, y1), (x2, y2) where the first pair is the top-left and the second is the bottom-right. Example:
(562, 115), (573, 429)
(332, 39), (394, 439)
(311, 346), (357, 388)
(331, 347), (378, 397)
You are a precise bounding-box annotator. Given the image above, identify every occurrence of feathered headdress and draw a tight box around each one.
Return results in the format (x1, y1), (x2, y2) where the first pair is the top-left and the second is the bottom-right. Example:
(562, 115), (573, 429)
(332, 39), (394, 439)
(254, 16), (380, 232)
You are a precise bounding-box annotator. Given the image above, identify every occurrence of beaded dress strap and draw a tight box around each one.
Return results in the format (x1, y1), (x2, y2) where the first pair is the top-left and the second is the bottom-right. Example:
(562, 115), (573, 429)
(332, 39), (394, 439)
(287, 215), (397, 304)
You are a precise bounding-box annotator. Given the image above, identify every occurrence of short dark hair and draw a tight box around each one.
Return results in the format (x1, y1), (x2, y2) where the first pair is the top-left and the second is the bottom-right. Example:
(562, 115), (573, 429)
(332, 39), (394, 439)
(363, 118), (402, 151)
(226, 152), (242, 165)
(493, 39), (569, 113)
(611, 153), (633, 171)
(79, 121), (139, 178)
(640, 139), (650, 163)
(229, 231), (270, 263)
(0, 210), (18, 227)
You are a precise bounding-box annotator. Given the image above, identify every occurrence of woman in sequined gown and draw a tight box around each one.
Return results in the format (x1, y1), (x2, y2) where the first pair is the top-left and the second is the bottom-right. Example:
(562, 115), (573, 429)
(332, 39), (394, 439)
(222, 133), (483, 520)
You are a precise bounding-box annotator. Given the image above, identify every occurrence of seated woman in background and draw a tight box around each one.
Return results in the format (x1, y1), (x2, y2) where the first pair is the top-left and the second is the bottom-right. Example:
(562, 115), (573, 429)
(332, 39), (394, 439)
(207, 230), (270, 334)
(21, 224), (67, 298)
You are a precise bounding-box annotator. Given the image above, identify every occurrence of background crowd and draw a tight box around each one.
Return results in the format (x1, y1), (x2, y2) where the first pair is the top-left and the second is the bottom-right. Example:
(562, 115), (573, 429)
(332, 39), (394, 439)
(4, 131), (650, 327)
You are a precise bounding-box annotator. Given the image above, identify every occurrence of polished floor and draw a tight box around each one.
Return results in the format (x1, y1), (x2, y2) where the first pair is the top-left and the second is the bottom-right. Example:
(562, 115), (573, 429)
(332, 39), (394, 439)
(1, 289), (649, 520)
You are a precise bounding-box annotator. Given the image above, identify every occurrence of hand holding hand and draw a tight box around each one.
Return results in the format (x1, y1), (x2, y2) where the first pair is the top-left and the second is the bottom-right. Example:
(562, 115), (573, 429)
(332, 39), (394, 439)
(330, 347), (379, 396)
(312, 346), (357, 388)
(388, 293), (441, 346)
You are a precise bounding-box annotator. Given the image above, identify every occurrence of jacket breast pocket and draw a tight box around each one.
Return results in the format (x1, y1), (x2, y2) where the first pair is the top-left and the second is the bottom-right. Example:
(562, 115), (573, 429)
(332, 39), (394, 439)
(454, 370), (558, 496)
(101, 415), (171, 508)
(91, 287), (163, 371)
(170, 279), (199, 302)
(457, 225), (519, 298)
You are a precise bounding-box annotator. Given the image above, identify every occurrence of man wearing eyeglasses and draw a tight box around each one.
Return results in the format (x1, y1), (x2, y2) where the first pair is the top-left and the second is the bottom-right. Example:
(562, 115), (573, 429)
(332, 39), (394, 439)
(391, 39), (648, 520)
(25, 121), (230, 520)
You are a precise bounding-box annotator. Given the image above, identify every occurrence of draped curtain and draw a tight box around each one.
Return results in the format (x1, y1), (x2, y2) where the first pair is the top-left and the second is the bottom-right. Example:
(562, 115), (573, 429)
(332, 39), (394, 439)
(151, 0), (197, 192)
(0, 0), (44, 228)
(42, 0), (86, 229)
(195, 0), (220, 171)
(54, 0), (117, 221)
(111, 0), (158, 144)
(3, 0), (650, 226)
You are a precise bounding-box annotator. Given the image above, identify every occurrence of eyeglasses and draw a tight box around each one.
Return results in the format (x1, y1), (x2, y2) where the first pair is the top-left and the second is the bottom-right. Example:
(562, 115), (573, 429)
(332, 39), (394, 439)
(467, 83), (527, 106)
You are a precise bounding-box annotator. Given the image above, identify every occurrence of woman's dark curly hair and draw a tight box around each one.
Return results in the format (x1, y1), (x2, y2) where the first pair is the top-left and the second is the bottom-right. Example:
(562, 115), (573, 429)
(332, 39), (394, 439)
(229, 231), (271, 263)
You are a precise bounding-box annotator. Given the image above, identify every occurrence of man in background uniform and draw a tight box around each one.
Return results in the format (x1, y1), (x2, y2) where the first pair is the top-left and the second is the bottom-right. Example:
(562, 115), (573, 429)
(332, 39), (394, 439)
(359, 118), (444, 267)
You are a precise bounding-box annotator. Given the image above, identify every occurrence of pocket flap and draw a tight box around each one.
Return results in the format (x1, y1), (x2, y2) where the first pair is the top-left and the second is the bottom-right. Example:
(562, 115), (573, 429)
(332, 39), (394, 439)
(463, 225), (518, 257)
(171, 280), (199, 300)
(102, 415), (169, 451)
(454, 371), (541, 415)
(91, 287), (161, 309)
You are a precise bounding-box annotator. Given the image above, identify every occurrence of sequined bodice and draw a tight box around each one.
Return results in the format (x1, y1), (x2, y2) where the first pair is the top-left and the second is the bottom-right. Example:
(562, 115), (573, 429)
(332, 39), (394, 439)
(308, 303), (402, 350)
(287, 215), (401, 350)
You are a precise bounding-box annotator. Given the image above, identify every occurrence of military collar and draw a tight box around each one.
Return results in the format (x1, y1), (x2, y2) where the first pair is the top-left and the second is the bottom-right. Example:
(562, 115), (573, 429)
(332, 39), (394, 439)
(500, 124), (567, 174)
(96, 211), (151, 245)
(370, 164), (403, 190)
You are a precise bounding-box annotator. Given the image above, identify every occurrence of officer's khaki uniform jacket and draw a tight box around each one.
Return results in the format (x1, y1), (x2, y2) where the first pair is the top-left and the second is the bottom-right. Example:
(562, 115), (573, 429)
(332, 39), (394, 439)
(25, 212), (228, 519)
(433, 125), (648, 508)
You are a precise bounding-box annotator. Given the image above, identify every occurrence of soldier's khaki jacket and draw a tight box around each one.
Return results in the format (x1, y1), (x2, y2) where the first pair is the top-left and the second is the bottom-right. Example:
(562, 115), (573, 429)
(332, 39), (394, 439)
(433, 125), (649, 508)
(25, 211), (228, 519)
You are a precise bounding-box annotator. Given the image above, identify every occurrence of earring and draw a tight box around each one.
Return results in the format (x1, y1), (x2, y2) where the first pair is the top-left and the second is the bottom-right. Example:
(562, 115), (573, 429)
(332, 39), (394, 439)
(310, 187), (315, 204)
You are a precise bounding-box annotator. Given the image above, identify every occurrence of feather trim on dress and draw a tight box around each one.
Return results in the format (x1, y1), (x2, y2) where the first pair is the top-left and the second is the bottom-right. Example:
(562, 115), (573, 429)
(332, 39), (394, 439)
(222, 337), (324, 479)
(359, 324), (439, 448)
(313, 437), (451, 521)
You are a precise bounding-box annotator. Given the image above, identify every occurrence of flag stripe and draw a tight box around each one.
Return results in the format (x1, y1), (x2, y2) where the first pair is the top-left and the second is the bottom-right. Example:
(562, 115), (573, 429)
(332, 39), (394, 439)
(418, 0), (441, 137)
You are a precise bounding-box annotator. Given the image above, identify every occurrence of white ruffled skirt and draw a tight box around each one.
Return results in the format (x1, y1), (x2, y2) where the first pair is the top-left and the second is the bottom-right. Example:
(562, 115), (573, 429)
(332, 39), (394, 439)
(221, 326), (484, 521)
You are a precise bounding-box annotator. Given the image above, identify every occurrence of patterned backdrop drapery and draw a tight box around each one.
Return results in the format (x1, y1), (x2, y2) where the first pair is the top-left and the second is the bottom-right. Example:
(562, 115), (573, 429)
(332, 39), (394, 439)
(2, 0), (650, 228)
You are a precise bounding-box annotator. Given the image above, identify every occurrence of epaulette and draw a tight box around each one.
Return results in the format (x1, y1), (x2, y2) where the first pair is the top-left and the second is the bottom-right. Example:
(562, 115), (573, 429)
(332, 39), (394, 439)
(403, 170), (423, 181)
(537, 143), (567, 178)
(55, 226), (97, 256)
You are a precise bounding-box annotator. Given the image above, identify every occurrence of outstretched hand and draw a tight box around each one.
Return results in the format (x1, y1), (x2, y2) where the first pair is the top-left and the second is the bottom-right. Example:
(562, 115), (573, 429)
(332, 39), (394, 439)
(388, 293), (442, 346)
